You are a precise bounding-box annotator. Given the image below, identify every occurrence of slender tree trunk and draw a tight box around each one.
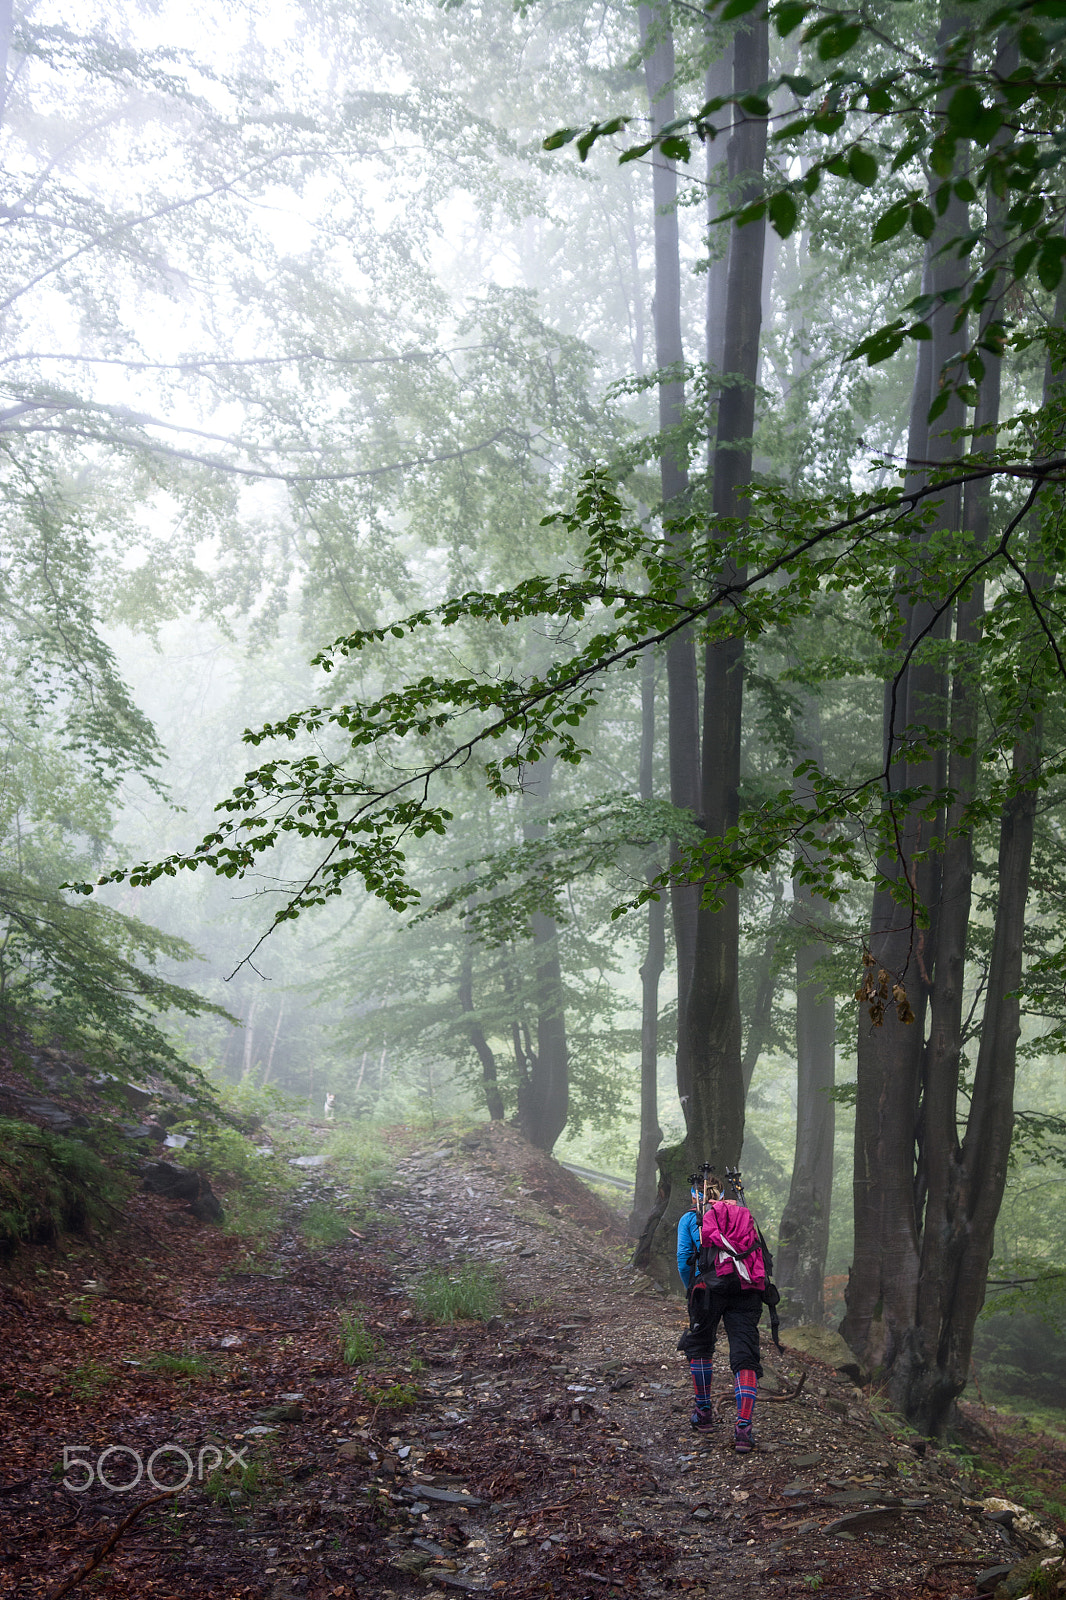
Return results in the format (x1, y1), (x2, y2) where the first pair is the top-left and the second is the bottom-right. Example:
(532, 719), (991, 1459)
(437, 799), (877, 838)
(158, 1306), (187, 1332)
(639, 3), (701, 1095)
(777, 705), (835, 1324)
(683, 9), (768, 1171)
(261, 998), (285, 1088)
(459, 927), (505, 1121)
(515, 759), (570, 1151)
(631, 644), (666, 1231)
(633, 14), (768, 1279)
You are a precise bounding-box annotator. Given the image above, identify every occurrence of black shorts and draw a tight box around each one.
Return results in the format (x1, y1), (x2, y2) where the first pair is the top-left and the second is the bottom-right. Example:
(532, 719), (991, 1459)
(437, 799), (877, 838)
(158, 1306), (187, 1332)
(678, 1282), (763, 1376)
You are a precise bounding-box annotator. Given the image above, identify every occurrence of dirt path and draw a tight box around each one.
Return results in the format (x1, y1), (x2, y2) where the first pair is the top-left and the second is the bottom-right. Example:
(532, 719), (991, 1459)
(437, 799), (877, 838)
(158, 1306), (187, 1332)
(1, 1120), (1061, 1600)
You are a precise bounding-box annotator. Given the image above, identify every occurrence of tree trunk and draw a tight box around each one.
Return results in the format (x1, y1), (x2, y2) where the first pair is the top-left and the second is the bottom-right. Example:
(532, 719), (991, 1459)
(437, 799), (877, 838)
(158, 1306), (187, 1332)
(631, 644), (666, 1230)
(843, 31), (1049, 1437)
(777, 706), (835, 1324)
(633, 14), (768, 1281)
(683, 8), (768, 1172)
(639, 3), (701, 1091)
(513, 759), (570, 1151)
(459, 925), (505, 1122)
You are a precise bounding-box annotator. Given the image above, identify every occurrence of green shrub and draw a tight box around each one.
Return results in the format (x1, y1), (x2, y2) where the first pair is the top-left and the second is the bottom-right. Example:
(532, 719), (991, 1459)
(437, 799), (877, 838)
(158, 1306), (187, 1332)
(0, 1118), (130, 1253)
(409, 1263), (501, 1324)
(339, 1308), (382, 1365)
(168, 1119), (298, 1241)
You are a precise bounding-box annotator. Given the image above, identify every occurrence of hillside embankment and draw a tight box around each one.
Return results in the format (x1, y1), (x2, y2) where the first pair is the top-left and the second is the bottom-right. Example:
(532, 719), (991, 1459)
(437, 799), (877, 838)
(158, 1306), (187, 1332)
(1, 1107), (1065, 1600)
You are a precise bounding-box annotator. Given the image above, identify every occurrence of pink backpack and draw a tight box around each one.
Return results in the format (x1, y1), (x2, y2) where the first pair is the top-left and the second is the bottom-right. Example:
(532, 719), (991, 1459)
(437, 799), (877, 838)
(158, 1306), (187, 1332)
(698, 1200), (767, 1291)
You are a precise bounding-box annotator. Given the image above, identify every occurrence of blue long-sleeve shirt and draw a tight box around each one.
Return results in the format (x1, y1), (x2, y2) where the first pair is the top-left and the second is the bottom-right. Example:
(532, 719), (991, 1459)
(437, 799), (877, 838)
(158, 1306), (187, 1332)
(677, 1208), (701, 1289)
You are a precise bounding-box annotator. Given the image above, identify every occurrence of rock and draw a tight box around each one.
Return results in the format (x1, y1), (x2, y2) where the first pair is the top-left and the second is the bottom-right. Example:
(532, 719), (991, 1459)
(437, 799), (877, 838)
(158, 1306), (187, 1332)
(0, 1087), (90, 1133)
(337, 1441), (371, 1463)
(993, 1553), (1066, 1598)
(981, 1499), (1064, 1556)
(824, 1507), (903, 1535)
(391, 1551), (434, 1574)
(164, 1133), (189, 1149)
(289, 1154), (326, 1168)
(788, 1452), (823, 1469)
(141, 1160), (222, 1221)
(256, 1404), (304, 1423)
(975, 1566), (1013, 1594)
(164, 1212), (193, 1229)
(188, 1191), (224, 1223)
(779, 1325), (869, 1382)
(120, 1122), (167, 1142)
(141, 1160), (203, 1200)
(399, 1485), (486, 1508)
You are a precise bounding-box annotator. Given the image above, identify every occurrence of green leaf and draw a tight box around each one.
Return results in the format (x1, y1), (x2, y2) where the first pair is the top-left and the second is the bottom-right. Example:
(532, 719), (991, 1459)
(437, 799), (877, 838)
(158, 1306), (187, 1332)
(780, 73), (813, 95)
(865, 85), (892, 113)
(739, 94), (771, 116)
(1019, 22), (1048, 59)
(967, 350), (986, 383)
(1014, 238), (1041, 278)
(1037, 237), (1066, 292)
(891, 136), (925, 173)
(660, 135), (691, 161)
(542, 127), (577, 151)
(848, 321), (906, 365)
(927, 390), (950, 422)
(721, 0), (762, 17)
(907, 321), (932, 340)
(768, 190), (798, 238)
(946, 84), (984, 136)
(872, 200), (909, 243)
(910, 202), (935, 239)
(734, 198), (768, 227)
(930, 135), (956, 179)
(816, 21), (861, 58)
(848, 146), (878, 187)
(812, 109), (846, 134)
(954, 177), (977, 203)
(973, 107), (1003, 147)
(774, 3), (809, 35)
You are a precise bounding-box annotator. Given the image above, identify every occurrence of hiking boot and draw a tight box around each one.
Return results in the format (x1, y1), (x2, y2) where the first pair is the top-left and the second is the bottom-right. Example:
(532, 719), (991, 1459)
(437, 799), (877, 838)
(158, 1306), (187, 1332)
(690, 1410), (715, 1432)
(733, 1424), (753, 1453)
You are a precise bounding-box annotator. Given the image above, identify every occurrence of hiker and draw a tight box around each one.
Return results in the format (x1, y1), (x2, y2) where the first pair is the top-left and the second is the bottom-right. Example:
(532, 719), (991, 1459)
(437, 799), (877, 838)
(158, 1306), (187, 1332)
(323, 1091), (335, 1121)
(677, 1179), (763, 1452)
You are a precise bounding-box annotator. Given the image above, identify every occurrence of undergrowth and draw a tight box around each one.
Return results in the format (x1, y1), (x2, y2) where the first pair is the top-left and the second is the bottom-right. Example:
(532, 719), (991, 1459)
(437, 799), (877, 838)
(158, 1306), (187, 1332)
(339, 1307), (382, 1365)
(409, 1262), (501, 1324)
(323, 1123), (392, 1207)
(301, 1201), (355, 1249)
(0, 1118), (130, 1253)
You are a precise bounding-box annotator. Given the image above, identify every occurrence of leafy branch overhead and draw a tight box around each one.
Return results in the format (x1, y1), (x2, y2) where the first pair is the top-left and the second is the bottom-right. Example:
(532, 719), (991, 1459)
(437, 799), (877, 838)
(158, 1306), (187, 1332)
(80, 452), (1066, 956)
(545, 0), (1066, 386)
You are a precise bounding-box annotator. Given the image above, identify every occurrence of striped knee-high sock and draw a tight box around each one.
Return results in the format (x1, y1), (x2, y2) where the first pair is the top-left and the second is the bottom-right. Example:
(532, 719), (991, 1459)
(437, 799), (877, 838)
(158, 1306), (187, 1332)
(689, 1357), (714, 1416)
(734, 1368), (758, 1431)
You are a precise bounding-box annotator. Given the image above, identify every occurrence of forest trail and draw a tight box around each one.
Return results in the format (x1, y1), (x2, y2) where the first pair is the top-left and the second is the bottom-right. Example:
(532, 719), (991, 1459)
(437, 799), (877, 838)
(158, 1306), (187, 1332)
(1, 1119), (1063, 1600)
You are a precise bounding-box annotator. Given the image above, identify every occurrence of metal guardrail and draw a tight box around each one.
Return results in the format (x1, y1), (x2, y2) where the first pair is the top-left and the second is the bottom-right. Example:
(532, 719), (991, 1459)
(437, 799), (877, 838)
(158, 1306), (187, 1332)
(560, 1161), (632, 1193)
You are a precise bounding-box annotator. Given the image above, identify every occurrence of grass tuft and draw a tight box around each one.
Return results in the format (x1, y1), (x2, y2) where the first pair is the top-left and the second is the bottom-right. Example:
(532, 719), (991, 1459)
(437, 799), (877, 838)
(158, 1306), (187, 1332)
(143, 1351), (215, 1379)
(301, 1202), (355, 1249)
(339, 1307), (382, 1365)
(409, 1262), (501, 1324)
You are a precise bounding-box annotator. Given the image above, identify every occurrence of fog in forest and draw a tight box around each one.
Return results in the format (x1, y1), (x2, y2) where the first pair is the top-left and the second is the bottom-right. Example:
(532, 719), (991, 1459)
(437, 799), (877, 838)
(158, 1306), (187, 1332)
(4, 0), (1066, 1437)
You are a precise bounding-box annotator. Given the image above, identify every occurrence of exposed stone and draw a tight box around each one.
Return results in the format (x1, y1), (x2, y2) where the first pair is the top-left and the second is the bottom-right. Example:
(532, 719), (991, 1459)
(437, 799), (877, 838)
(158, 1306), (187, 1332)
(993, 1552), (1066, 1598)
(779, 1324), (869, 1382)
